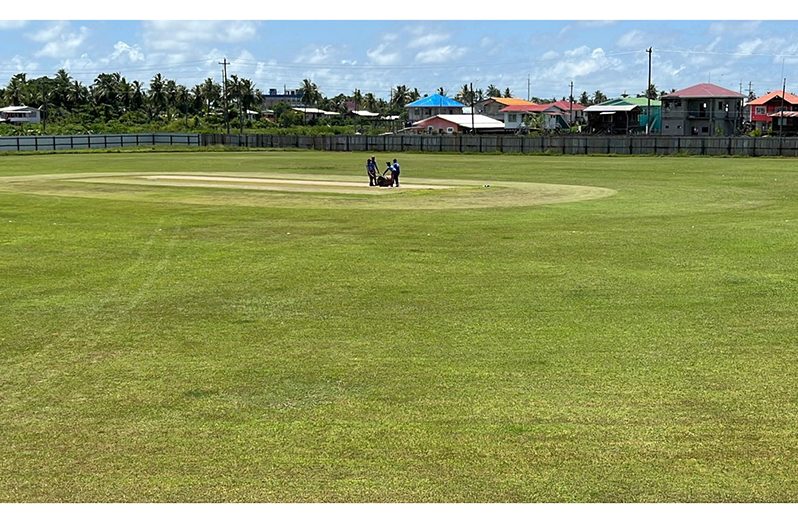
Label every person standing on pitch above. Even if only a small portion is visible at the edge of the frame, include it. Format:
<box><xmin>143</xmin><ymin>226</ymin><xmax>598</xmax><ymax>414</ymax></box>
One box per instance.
<box><xmin>391</xmin><ymin>158</ymin><xmax>400</xmax><ymax>187</ymax></box>
<box><xmin>366</xmin><ymin>156</ymin><xmax>377</xmax><ymax>186</ymax></box>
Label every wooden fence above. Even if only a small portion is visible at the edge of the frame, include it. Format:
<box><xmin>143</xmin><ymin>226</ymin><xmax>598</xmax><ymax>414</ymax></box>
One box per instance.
<box><xmin>0</xmin><ymin>133</ymin><xmax>200</xmax><ymax>152</ymax></box>
<box><xmin>201</xmin><ymin>133</ymin><xmax>798</xmax><ymax>157</ymax></box>
<box><xmin>3</xmin><ymin>132</ymin><xmax>798</xmax><ymax>157</ymax></box>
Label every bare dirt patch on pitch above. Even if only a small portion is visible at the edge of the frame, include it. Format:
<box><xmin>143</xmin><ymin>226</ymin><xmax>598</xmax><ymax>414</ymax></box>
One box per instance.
<box><xmin>0</xmin><ymin>171</ymin><xmax>616</xmax><ymax>209</ymax></box>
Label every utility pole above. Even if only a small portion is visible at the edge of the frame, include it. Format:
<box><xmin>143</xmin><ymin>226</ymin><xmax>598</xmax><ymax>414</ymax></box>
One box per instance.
<box><xmin>219</xmin><ymin>57</ymin><xmax>230</xmax><ymax>135</ymax></box>
<box><xmin>646</xmin><ymin>47</ymin><xmax>652</xmax><ymax>135</ymax></box>
<box><xmin>779</xmin><ymin>77</ymin><xmax>787</xmax><ymax>139</ymax></box>
<box><xmin>470</xmin><ymin>82</ymin><xmax>475</xmax><ymax>134</ymax></box>
<box><xmin>569</xmin><ymin>81</ymin><xmax>574</xmax><ymax>129</ymax></box>
<box><xmin>528</xmin><ymin>75</ymin><xmax>531</xmax><ymax>101</ymax></box>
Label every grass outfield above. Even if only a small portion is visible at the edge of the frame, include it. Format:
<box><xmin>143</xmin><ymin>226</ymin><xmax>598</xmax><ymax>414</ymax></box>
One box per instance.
<box><xmin>1</xmin><ymin>150</ymin><xmax>798</xmax><ymax>502</ymax></box>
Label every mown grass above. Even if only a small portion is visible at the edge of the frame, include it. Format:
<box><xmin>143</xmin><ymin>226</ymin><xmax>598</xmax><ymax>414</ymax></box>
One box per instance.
<box><xmin>1</xmin><ymin>150</ymin><xmax>798</xmax><ymax>502</ymax></box>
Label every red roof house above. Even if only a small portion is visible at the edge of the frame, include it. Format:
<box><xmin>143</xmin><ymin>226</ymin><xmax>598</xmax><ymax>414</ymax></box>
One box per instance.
<box><xmin>499</xmin><ymin>101</ymin><xmax>586</xmax><ymax>131</ymax></box>
<box><xmin>745</xmin><ymin>91</ymin><xmax>798</xmax><ymax>131</ymax></box>
<box><xmin>660</xmin><ymin>83</ymin><xmax>744</xmax><ymax>136</ymax></box>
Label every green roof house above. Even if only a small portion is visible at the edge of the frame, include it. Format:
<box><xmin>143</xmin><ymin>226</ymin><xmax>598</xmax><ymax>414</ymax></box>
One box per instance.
<box><xmin>584</xmin><ymin>96</ymin><xmax>661</xmax><ymax>134</ymax></box>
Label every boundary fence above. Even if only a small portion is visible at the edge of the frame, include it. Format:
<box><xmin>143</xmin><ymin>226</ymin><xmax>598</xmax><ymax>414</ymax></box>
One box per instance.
<box><xmin>0</xmin><ymin>133</ymin><xmax>200</xmax><ymax>152</ymax></box>
<box><xmin>3</xmin><ymin>132</ymin><xmax>798</xmax><ymax>157</ymax></box>
<box><xmin>202</xmin><ymin>133</ymin><xmax>798</xmax><ymax>157</ymax></box>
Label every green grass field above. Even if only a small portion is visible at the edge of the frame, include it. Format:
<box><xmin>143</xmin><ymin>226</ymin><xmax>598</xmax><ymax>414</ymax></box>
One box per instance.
<box><xmin>2</xmin><ymin>149</ymin><xmax>798</xmax><ymax>502</ymax></box>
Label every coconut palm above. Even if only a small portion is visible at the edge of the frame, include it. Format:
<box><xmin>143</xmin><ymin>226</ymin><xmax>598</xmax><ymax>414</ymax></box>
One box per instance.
<box><xmin>300</xmin><ymin>79</ymin><xmax>321</xmax><ymax>107</ymax></box>
<box><xmin>351</xmin><ymin>89</ymin><xmax>363</xmax><ymax>111</ymax></box>
<box><xmin>390</xmin><ymin>85</ymin><xmax>411</xmax><ymax>110</ymax></box>
<box><xmin>486</xmin><ymin>84</ymin><xmax>501</xmax><ymax>97</ymax></box>
<box><xmin>6</xmin><ymin>73</ymin><xmax>28</xmax><ymax>105</ymax></box>
<box><xmin>148</xmin><ymin>73</ymin><xmax>167</xmax><ymax>119</ymax></box>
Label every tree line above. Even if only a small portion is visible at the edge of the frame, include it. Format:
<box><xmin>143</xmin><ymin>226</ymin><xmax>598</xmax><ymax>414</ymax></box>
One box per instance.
<box><xmin>0</xmin><ymin>68</ymin><xmax>672</xmax><ymax>136</ymax></box>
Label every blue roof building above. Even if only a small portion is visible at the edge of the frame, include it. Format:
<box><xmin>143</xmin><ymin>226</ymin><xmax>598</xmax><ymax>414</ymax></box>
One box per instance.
<box><xmin>406</xmin><ymin>93</ymin><xmax>465</xmax><ymax>123</ymax></box>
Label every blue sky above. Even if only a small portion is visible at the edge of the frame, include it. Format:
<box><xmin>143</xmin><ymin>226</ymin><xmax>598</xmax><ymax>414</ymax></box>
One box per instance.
<box><xmin>3</xmin><ymin>17</ymin><xmax>798</xmax><ymax>101</ymax></box>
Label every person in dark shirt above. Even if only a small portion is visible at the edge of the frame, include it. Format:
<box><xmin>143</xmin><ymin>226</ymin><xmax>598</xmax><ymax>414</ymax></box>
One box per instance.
<box><xmin>391</xmin><ymin>159</ymin><xmax>400</xmax><ymax>187</ymax></box>
<box><xmin>382</xmin><ymin>161</ymin><xmax>394</xmax><ymax>187</ymax></box>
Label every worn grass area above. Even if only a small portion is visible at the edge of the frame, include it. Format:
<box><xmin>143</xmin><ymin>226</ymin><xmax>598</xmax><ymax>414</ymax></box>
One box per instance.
<box><xmin>1</xmin><ymin>150</ymin><xmax>798</xmax><ymax>502</ymax></box>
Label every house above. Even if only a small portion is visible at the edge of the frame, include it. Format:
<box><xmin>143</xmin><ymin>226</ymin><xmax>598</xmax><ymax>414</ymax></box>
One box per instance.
<box><xmin>405</xmin><ymin>94</ymin><xmax>464</xmax><ymax>124</ymax></box>
<box><xmin>745</xmin><ymin>91</ymin><xmax>798</xmax><ymax>132</ymax></box>
<box><xmin>290</xmin><ymin>107</ymin><xmax>340</xmax><ymax>123</ymax></box>
<box><xmin>660</xmin><ymin>83</ymin><xmax>744</xmax><ymax>136</ymax></box>
<box><xmin>474</xmin><ymin>97</ymin><xmax>536</xmax><ymax>120</ymax></box>
<box><xmin>0</xmin><ymin>105</ymin><xmax>42</xmax><ymax>124</ymax></box>
<box><xmin>500</xmin><ymin>100</ymin><xmax>586</xmax><ymax>131</ymax></box>
<box><xmin>409</xmin><ymin>114</ymin><xmax>505</xmax><ymax>134</ymax></box>
<box><xmin>262</xmin><ymin>87</ymin><xmax>304</xmax><ymax>109</ymax></box>
<box><xmin>583</xmin><ymin>97</ymin><xmax>660</xmax><ymax>134</ymax></box>
<box><xmin>584</xmin><ymin>103</ymin><xmax>641</xmax><ymax>134</ymax></box>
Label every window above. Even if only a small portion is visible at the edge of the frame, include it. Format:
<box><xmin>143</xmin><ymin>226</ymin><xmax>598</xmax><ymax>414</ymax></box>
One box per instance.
<box><xmin>701</xmin><ymin>126</ymin><xmax>709</xmax><ymax>133</ymax></box>
<box><xmin>508</xmin><ymin>114</ymin><xmax>517</xmax><ymax>122</ymax></box>
<box><xmin>446</xmin><ymin>127</ymin><xmax>454</xmax><ymax>134</ymax></box>
<box><xmin>427</xmin><ymin>126</ymin><xmax>434</xmax><ymax>133</ymax></box>
<box><xmin>718</xmin><ymin>101</ymin><xmax>724</xmax><ymax>110</ymax></box>
<box><xmin>755</xmin><ymin>107</ymin><xmax>766</xmax><ymax>115</ymax></box>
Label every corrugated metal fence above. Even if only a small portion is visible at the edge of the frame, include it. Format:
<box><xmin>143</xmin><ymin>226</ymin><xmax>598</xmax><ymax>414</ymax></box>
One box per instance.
<box><xmin>0</xmin><ymin>133</ymin><xmax>200</xmax><ymax>152</ymax></box>
<box><xmin>202</xmin><ymin>133</ymin><xmax>798</xmax><ymax>157</ymax></box>
<box><xmin>2</xmin><ymin>132</ymin><xmax>798</xmax><ymax>156</ymax></box>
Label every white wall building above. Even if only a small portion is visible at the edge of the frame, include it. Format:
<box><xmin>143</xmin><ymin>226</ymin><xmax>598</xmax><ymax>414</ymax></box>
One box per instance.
<box><xmin>0</xmin><ymin>106</ymin><xmax>42</xmax><ymax>124</ymax></box>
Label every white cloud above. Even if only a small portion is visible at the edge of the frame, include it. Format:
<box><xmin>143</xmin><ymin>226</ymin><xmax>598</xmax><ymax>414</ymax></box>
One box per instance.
<box><xmin>367</xmin><ymin>43</ymin><xmax>400</xmax><ymax>65</ymax></box>
<box><xmin>0</xmin><ymin>20</ymin><xmax>27</xmax><ymax>30</ymax></box>
<box><xmin>142</xmin><ymin>21</ymin><xmax>257</xmax><ymax>51</ymax></box>
<box><xmin>617</xmin><ymin>30</ymin><xmax>645</xmax><ymax>49</ymax></box>
<box><xmin>28</xmin><ymin>21</ymin><xmax>69</xmax><ymax>42</ymax></box>
<box><xmin>295</xmin><ymin>45</ymin><xmax>336</xmax><ymax>64</ymax></box>
<box><xmin>407</xmin><ymin>33</ymin><xmax>449</xmax><ymax>49</ymax></box>
<box><xmin>736</xmin><ymin>38</ymin><xmax>764</xmax><ymax>56</ymax></box>
<box><xmin>541</xmin><ymin>50</ymin><xmax>559</xmax><ymax>60</ymax></box>
<box><xmin>0</xmin><ymin>55</ymin><xmax>39</xmax><ymax>75</ymax></box>
<box><xmin>537</xmin><ymin>47</ymin><xmax>624</xmax><ymax>83</ymax></box>
<box><xmin>709</xmin><ymin>21</ymin><xmax>762</xmax><ymax>35</ymax></box>
<box><xmin>415</xmin><ymin>45</ymin><xmax>467</xmax><ymax>64</ymax></box>
<box><xmin>108</xmin><ymin>41</ymin><xmax>144</xmax><ymax>63</ymax></box>
<box><xmin>34</xmin><ymin>25</ymin><xmax>89</xmax><ymax>58</ymax></box>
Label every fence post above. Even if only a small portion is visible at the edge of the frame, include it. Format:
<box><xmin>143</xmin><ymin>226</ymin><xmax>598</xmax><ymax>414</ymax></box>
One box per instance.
<box><xmin>88</xmin><ymin>135</ymin><xmax>91</xmax><ymax>149</ymax></box>
<box><xmin>34</xmin><ymin>136</ymin><xmax>38</xmax><ymax>151</ymax></box>
<box><xmin>16</xmin><ymin>136</ymin><xmax>20</xmax><ymax>152</ymax></box>
<box><xmin>53</xmin><ymin>136</ymin><xmax>56</xmax><ymax>151</ymax></box>
<box><xmin>728</xmin><ymin>137</ymin><xmax>732</xmax><ymax>156</ymax></box>
<box><xmin>459</xmin><ymin>134</ymin><xmax>463</xmax><ymax>153</ymax></box>
<box><xmin>70</xmin><ymin>136</ymin><xmax>74</xmax><ymax>150</ymax></box>
<box><xmin>152</xmin><ymin>134</ymin><xmax>155</xmax><ymax>146</ymax></box>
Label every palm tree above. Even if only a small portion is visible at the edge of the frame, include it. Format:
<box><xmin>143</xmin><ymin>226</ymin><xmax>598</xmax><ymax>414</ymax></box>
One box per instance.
<box><xmin>165</xmin><ymin>79</ymin><xmax>178</xmax><ymax>119</ymax></box>
<box><xmin>6</xmin><ymin>73</ymin><xmax>28</xmax><ymax>106</ymax></box>
<box><xmin>390</xmin><ymin>85</ymin><xmax>410</xmax><ymax>110</ymax></box>
<box><xmin>486</xmin><ymin>84</ymin><xmax>501</xmax><ymax>98</ymax></box>
<box><xmin>503</xmin><ymin>87</ymin><xmax>513</xmax><ymax>98</ymax></box>
<box><xmin>352</xmin><ymin>89</ymin><xmax>363</xmax><ymax>111</ymax></box>
<box><xmin>148</xmin><ymin>73</ymin><xmax>167</xmax><ymax>119</ymax></box>
<box><xmin>456</xmin><ymin>83</ymin><xmax>474</xmax><ymax>105</ymax></box>
<box><xmin>118</xmin><ymin>77</ymin><xmax>133</xmax><ymax>112</ymax></box>
<box><xmin>130</xmin><ymin>80</ymin><xmax>144</xmax><ymax>111</ymax></box>
<box><xmin>91</xmin><ymin>73</ymin><xmax>121</xmax><ymax>119</ymax></box>
<box><xmin>175</xmin><ymin>85</ymin><xmax>191</xmax><ymax>126</ymax></box>
<box><xmin>66</xmin><ymin>80</ymin><xmax>87</xmax><ymax>111</ymax></box>
<box><xmin>300</xmin><ymin>79</ymin><xmax>321</xmax><ymax>107</ymax></box>
<box><xmin>52</xmin><ymin>69</ymin><xmax>72</xmax><ymax>108</ymax></box>
<box><xmin>363</xmin><ymin>92</ymin><xmax>378</xmax><ymax>112</ymax></box>
<box><xmin>199</xmin><ymin>77</ymin><xmax>221</xmax><ymax>116</ymax></box>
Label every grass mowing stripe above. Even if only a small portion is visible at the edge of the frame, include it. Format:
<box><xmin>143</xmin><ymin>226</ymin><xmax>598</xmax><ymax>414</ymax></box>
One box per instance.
<box><xmin>1</xmin><ymin>151</ymin><xmax>798</xmax><ymax>501</ymax></box>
